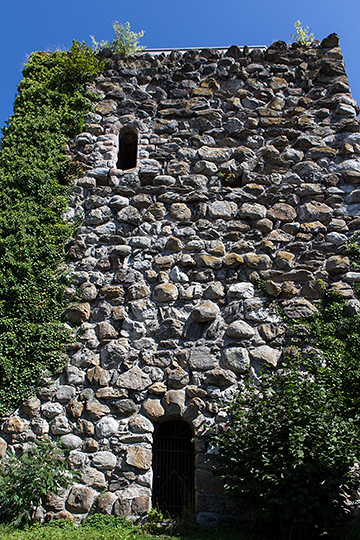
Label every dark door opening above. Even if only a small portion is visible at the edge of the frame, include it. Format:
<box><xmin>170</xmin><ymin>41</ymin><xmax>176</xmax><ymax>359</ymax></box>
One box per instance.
<box><xmin>117</xmin><ymin>124</ymin><xmax>138</xmax><ymax>170</ymax></box>
<box><xmin>152</xmin><ymin>419</ymin><xmax>195</xmax><ymax>516</ymax></box>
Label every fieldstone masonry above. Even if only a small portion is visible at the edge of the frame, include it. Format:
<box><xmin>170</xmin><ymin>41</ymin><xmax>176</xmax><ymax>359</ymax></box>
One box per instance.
<box><xmin>2</xmin><ymin>33</ymin><xmax>360</xmax><ymax>524</ymax></box>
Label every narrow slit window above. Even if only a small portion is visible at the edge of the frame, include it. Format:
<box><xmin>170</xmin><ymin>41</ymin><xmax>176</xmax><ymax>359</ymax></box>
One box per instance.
<box><xmin>117</xmin><ymin>125</ymin><xmax>138</xmax><ymax>170</ymax></box>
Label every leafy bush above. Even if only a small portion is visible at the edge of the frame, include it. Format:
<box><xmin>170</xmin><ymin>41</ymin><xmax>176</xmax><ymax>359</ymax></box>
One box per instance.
<box><xmin>210</xmin><ymin>293</ymin><xmax>360</xmax><ymax>539</ymax></box>
<box><xmin>91</xmin><ymin>21</ymin><xmax>145</xmax><ymax>55</ymax></box>
<box><xmin>143</xmin><ymin>508</ymin><xmax>172</xmax><ymax>535</ymax></box>
<box><xmin>0</xmin><ymin>42</ymin><xmax>102</xmax><ymax>414</ymax></box>
<box><xmin>0</xmin><ymin>437</ymin><xmax>73</xmax><ymax>526</ymax></box>
<box><xmin>291</xmin><ymin>20</ymin><xmax>315</xmax><ymax>46</ymax></box>
<box><xmin>83</xmin><ymin>513</ymin><xmax>134</xmax><ymax>531</ymax></box>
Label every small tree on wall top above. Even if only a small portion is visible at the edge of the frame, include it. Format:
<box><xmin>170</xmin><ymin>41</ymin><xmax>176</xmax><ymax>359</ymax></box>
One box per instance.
<box><xmin>91</xmin><ymin>21</ymin><xmax>145</xmax><ymax>56</ymax></box>
<box><xmin>291</xmin><ymin>20</ymin><xmax>315</xmax><ymax>46</ymax></box>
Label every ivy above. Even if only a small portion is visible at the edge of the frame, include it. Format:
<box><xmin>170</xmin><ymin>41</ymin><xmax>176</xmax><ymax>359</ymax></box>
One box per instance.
<box><xmin>0</xmin><ymin>42</ymin><xmax>103</xmax><ymax>415</ymax></box>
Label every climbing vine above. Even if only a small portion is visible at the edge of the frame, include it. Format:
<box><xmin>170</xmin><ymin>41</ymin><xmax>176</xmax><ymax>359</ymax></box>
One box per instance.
<box><xmin>0</xmin><ymin>42</ymin><xmax>103</xmax><ymax>414</ymax></box>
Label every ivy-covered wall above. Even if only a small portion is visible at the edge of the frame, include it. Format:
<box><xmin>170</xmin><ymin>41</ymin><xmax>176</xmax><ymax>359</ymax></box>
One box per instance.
<box><xmin>0</xmin><ymin>43</ymin><xmax>102</xmax><ymax>414</ymax></box>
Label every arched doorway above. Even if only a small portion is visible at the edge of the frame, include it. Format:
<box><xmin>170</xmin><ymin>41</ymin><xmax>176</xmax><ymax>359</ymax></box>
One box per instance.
<box><xmin>152</xmin><ymin>419</ymin><xmax>195</xmax><ymax>516</ymax></box>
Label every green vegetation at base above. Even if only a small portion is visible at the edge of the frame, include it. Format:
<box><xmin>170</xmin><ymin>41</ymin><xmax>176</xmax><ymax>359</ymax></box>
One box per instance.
<box><xmin>0</xmin><ymin>437</ymin><xmax>73</xmax><ymax>526</ymax></box>
<box><xmin>0</xmin><ymin>514</ymin><xmax>360</xmax><ymax>540</ymax></box>
<box><xmin>0</xmin><ymin>42</ymin><xmax>103</xmax><ymax>415</ymax></box>
<box><xmin>210</xmin><ymin>292</ymin><xmax>360</xmax><ymax>539</ymax></box>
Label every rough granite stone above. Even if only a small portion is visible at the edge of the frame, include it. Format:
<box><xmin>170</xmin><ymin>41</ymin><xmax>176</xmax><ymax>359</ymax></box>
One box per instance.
<box><xmin>222</xmin><ymin>347</ymin><xmax>250</xmax><ymax>373</ymax></box>
<box><xmin>66</xmin><ymin>485</ymin><xmax>96</xmax><ymax>513</ymax></box>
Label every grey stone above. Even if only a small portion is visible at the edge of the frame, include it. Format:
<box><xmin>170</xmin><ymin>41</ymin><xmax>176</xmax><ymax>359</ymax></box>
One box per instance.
<box><xmin>244</xmin><ymin>253</ymin><xmax>271</xmax><ymax>270</ymax></box>
<box><xmin>197</xmin><ymin>146</ymin><xmax>231</xmax><ymax>162</ymax></box>
<box><xmin>250</xmin><ymin>345</ymin><xmax>282</xmax><ymax>368</ymax></box>
<box><xmin>189</xmin><ymin>347</ymin><xmax>218</xmax><ymax>370</ymax></box>
<box><xmin>192</xmin><ymin>301</ymin><xmax>220</xmax><ymax>322</ymax></box>
<box><xmin>131</xmin><ymin>299</ymin><xmax>157</xmax><ymax>321</ymax></box>
<box><xmin>41</xmin><ymin>402</ymin><xmax>64</xmax><ymax>419</ymax></box>
<box><xmin>344</xmin><ymin>272</ymin><xmax>360</xmax><ymax>282</ymax></box>
<box><xmin>326</xmin><ymin>256</ymin><xmax>350</xmax><ymax>274</ymax></box>
<box><xmin>128</xmin><ymin>415</ymin><xmax>154</xmax><ymax>434</ymax></box>
<box><xmin>204</xmin><ymin>281</ymin><xmax>225</xmax><ymax>299</ymax></box>
<box><xmin>56</xmin><ymin>386</ymin><xmax>76</xmax><ymax>404</ymax></box>
<box><xmin>116</xmin><ymin>206</ymin><xmax>140</xmax><ymax>225</ymax></box>
<box><xmin>65</xmin><ymin>365</ymin><xmax>86</xmax><ymax>385</ymax></box>
<box><xmin>208</xmin><ymin>201</ymin><xmax>238</xmax><ymax>219</ymax></box>
<box><xmin>153</xmin><ymin>283</ymin><xmax>178</xmax><ymax>302</ymax></box>
<box><xmin>109</xmin><ymin>195</ymin><xmax>129</xmax><ymax>210</ymax></box>
<box><xmin>22</xmin><ymin>397</ymin><xmax>41</xmax><ymax>417</ymax></box>
<box><xmin>167</xmin><ymin>367</ymin><xmax>190</xmax><ymax>388</ymax></box>
<box><xmin>126</xmin><ymin>446</ymin><xmax>152</xmax><ymax>470</ymax></box>
<box><xmin>227</xmin><ymin>282</ymin><xmax>255</xmax><ymax>299</ymax></box>
<box><xmin>101</xmin><ymin>340</ymin><xmax>128</xmax><ymax>369</ymax></box>
<box><xmin>50</xmin><ymin>416</ymin><xmax>72</xmax><ymax>435</ymax></box>
<box><xmin>325</xmin><ymin>232</ymin><xmax>347</xmax><ymax>245</ymax></box>
<box><xmin>194</xmin><ymin>160</ymin><xmax>218</xmax><ymax>175</ymax></box>
<box><xmin>163</xmin><ymin>389</ymin><xmax>186</xmax><ymax>415</ymax></box>
<box><xmin>95</xmin><ymin>416</ymin><xmax>119</xmax><ymax>438</ymax></box>
<box><xmin>81</xmin><ymin>468</ymin><xmax>107</xmax><ymax>490</ymax></box>
<box><xmin>92</xmin><ymin>451</ymin><xmax>117</xmax><ymax>471</ymax></box>
<box><xmin>60</xmin><ymin>434</ymin><xmax>83</xmax><ymax>449</ymax></box>
<box><xmin>142</xmin><ymin>398</ymin><xmax>165</xmax><ymax>420</ymax></box>
<box><xmin>31</xmin><ymin>417</ymin><xmax>49</xmax><ymax>435</ymax></box>
<box><xmin>205</xmin><ymin>369</ymin><xmax>237</xmax><ymax>387</ymax></box>
<box><xmin>114</xmin><ymin>498</ymin><xmax>131</xmax><ymax>517</ymax></box>
<box><xmin>112</xmin><ymin>399</ymin><xmax>138</xmax><ymax>417</ymax></box>
<box><xmin>222</xmin><ymin>347</ymin><xmax>250</xmax><ymax>373</ymax></box>
<box><xmin>66</xmin><ymin>485</ymin><xmax>96</xmax><ymax>513</ymax></box>
<box><xmin>298</xmin><ymin>202</ymin><xmax>333</xmax><ymax>223</ymax></box>
<box><xmin>239</xmin><ymin>203</ymin><xmax>267</xmax><ymax>220</ymax></box>
<box><xmin>94</xmin><ymin>491</ymin><xmax>116</xmax><ymax>514</ymax></box>
<box><xmin>170</xmin><ymin>203</ymin><xmax>192</xmax><ymax>221</ymax></box>
<box><xmin>282</xmin><ymin>298</ymin><xmax>318</xmax><ymax>319</ymax></box>
<box><xmin>115</xmin><ymin>366</ymin><xmax>152</xmax><ymax>391</ymax></box>
<box><xmin>226</xmin><ymin>320</ymin><xmax>255</xmax><ymax>339</ymax></box>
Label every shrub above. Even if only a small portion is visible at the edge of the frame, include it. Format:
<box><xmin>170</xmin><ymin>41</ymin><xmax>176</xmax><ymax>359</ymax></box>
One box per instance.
<box><xmin>91</xmin><ymin>21</ymin><xmax>145</xmax><ymax>55</ymax></box>
<box><xmin>0</xmin><ymin>437</ymin><xmax>73</xmax><ymax>525</ymax></box>
<box><xmin>291</xmin><ymin>20</ymin><xmax>315</xmax><ymax>46</ymax></box>
<box><xmin>210</xmin><ymin>293</ymin><xmax>360</xmax><ymax>539</ymax></box>
<box><xmin>83</xmin><ymin>513</ymin><xmax>134</xmax><ymax>530</ymax></box>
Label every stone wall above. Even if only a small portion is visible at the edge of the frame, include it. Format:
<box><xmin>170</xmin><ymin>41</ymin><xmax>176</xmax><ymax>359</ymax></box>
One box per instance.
<box><xmin>1</xmin><ymin>33</ymin><xmax>360</xmax><ymax>525</ymax></box>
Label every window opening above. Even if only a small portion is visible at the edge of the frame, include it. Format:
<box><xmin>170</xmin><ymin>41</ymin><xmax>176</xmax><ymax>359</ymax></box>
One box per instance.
<box><xmin>152</xmin><ymin>419</ymin><xmax>195</xmax><ymax>516</ymax></box>
<box><xmin>117</xmin><ymin>124</ymin><xmax>138</xmax><ymax>170</ymax></box>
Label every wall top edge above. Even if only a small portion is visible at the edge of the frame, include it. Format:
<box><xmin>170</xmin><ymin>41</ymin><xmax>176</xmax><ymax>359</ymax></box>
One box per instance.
<box><xmin>144</xmin><ymin>46</ymin><xmax>267</xmax><ymax>53</ymax></box>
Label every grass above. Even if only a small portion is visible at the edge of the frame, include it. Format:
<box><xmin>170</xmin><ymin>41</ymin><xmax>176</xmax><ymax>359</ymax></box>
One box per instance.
<box><xmin>0</xmin><ymin>515</ymin><xmax>252</xmax><ymax>540</ymax></box>
<box><xmin>0</xmin><ymin>515</ymin><xmax>360</xmax><ymax>540</ymax></box>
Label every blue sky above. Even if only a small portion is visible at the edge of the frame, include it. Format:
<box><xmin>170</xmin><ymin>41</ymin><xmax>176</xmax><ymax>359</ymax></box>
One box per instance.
<box><xmin>1</xmin><ymin>0</ymin><xmax>359</xmax><ymax>130</ymax></box>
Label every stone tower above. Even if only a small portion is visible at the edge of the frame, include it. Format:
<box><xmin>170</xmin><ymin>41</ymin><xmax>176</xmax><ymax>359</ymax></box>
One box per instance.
<box><xmin>1</xmin><ymin>33</ymin><xmax>360</xmax><ymax>524</ymax></box>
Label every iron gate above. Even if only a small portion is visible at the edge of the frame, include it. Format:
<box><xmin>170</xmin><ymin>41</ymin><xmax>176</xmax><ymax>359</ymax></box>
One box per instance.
<box><xmin>152</xmin><ymin>419</ymin><xmax>195</xmax><ymax>516</ymax></box>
